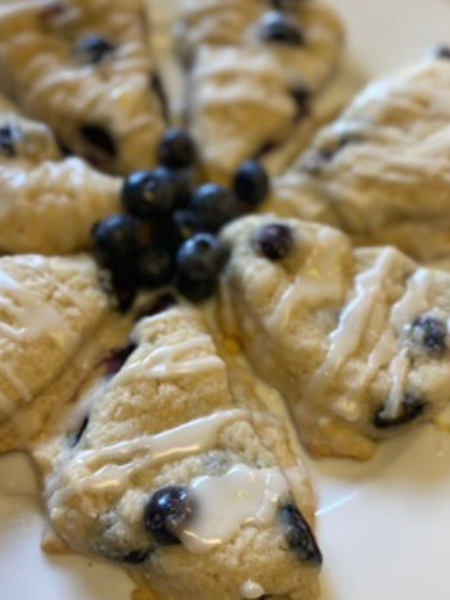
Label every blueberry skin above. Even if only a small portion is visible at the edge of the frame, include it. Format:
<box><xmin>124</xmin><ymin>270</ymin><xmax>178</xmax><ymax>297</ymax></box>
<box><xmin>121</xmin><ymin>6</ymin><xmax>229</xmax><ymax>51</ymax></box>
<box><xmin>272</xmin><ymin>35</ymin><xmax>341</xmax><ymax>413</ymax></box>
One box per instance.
<box><xmin>253</xmin><ymin>223</ymin><xmax>294</xmax><ymax>261</ymax></box>
<box><xmin>120</xmin><ymin>549</ymin><xmax>152</xmax><ymax>565</ymax></box>
<box><xmin>159</xmin><ymin>129</ymin><xmax>197</xmax><ymax>169</ymax></box>
<box><xmin>191</xmin><ymin>184</ymin><xmax>241</xmax><ymax>232</ymax></box>
<box><xmin>279</xmin><ymin>504</ymin><xmax>322</xmax><ymax>565</ymax></box>
<box><xmin>173</xmin><ymin>210</ymin><xmax>204</xmax><ymax>244</ymax></box>
<box><xmin>136</xmin><ymin>246</ymin><xmax>175</xmax><ymax>289</ymax></box>
<box><xmin>145</xmin><ymin>486</ymin><xmax>193</xmax><ymax>546</ymax></box>
<box><xmin>176</xmin><ymin>275</ymin><xmax>218</xmax><ymax>303</ymax></box>
<box><xmin>177</xmin><ymin>233</ymin><xmax>228</xmax><ymax>282</ymax></box>
<box><xmin>122</xmin><ymin>168</ymin><xmax>177</xmax><ymax>220</ymax></box>
<box><xmin>0</xmin><ymin>125</ymin><xmax>16</xmax><ymax>157</ymax></box>
<box><xmin>374</xmin><ymin>393</ymin><xmax>427</xmax><ymax>430</ymax></box>
<box><xmin>75</xmin><ymin>35</ymin><xmax>115</xmax><ymax>65</ymax></box>
<box><xmin>412</xmin><ymin>316</ymin><xmax>447</xmax><ymax>356</ymax></box>
<box><xmin>234</xmin><ymin>160</ymin><xmax>270</xmax><ymax>207</ymax></box>
<box><xmin>93</xmin><ymin>214</ymin><xmax>139</xmax><ymax>266</ymax></box>
<box><xmin>259</xmin><ymin>12</ymin><xmax>305</xmax><ymax>46</ymax></box>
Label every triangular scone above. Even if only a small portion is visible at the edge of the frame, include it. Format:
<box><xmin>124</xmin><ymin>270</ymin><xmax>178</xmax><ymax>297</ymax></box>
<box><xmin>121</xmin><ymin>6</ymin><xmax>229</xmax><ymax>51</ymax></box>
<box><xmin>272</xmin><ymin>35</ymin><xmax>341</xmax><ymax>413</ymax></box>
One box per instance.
<box><xmin>32</xmin><ymin>306</ymin><xmax>322</xmax><ymax>600</ymax></box>
<box><xmin>0</xmin><ymin>98</ymin><xmax>120</xmax><ymax>254</ymax></box>
<box><xmin>0</xmin><ymin>253</ymin><xmax>116</xmax><ymax>452</ymax></box>
<box><xmin>177</xmin><ymin>0</ymin><xmax>344</xmax><ymax>181</ymax></box>
<box><xmin>267</xmin><ymin>58</ymin><xmax>450</xmax><ymax>261</ymax></box>
<box><xmin>219</xmin><ymin>215</ymin><xmax>450</xmax><ymax>460</ymax></box>
<box><xmin>0</xmin><ymin>0</ymin><xmax>166</xmax><ymax>175</ymax></box>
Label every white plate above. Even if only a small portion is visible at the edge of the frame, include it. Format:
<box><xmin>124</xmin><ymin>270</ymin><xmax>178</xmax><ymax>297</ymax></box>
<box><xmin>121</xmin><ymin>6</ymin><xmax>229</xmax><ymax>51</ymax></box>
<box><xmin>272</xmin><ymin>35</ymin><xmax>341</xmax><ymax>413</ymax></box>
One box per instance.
<box><xmin>2</xmin><ymin>1</ymin><xmax>450</xmax><ymax>598</ymax></box>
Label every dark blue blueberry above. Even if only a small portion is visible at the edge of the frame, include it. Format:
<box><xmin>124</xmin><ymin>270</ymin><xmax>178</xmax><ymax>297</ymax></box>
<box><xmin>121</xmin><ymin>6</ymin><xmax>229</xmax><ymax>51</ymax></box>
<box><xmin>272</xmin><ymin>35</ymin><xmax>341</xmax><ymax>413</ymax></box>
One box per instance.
<box><xmin>93</xmin><ymin>215</ymin><xmax>139</xmax><ymax>266</ymax></box>
<box><xmin>253</xmin><ymin>223</ymin><xmax>294</xmax><ymax>261</ymax></box>
<box><xmin>145</xmin><ymin>486</ymin><xmax>193</xmax><ymax>546</ymax></box>
<box><xmin>122</xmin><ymin>168</ymin><xmax>176</xmax><ymax>220</ymax></box>
<box><xmin>259</xmin><ymin>12</ymin><xmax>305</xmax><ymax>46</ymax></box>
<box><xmin>75</xmin><ymin>35</ymin><xmax>115</xmax><ymax>65</ymax></box>
<box><xmin>374</xmin><ymin>393</ymin><xmax>427</xmax><ymax>430</ymax></box>
<box><xmin>191</xmin><ymin>184</ymin><xmax>241</xmax><ymax>232</ymax></box>
<box><xmin>120</xmin><ymin>549</ymin><xmax>152</xmax><ymax>564</ymax></box>
<box><xmin>173</xmin><ymin>210</ymin><xmax>203</xmax><ymax>243</ymax></box>
<box><xmin>435</xmin><ymin>45</ymin><xmax>450</xmax><ymax>60</ymax></box>
<box><xmin>279</xmin><ymin>504</ymin><xmax>322</xmax><ymax>564</ymax></box>
<box><xmin>0</xmin><ymin>125</ymin><xmax>16</xmax><ymax>157</ymax></box>
<box><xmin>159</xmin><ymin>129</ymin><xmax>197</xmax><ymax>169</ymax></box>
<box><xmin>105</xmin><ymin>344</ymin><xmax>137</xmax><ymax>377</ymax></box>
<box><xmin>176</xmin><ymin>276</ymin><xmax>217</xmax><ymax>303</ymax></box>
<box><xmin>136</xmin><ymin>246</ymin><xmax>175</xmax><ymax>289</ymax></box>
<box><xmin>81</xmin><ymin>124</ymin><xmax>117</xmax><ymax>162</ymax></box>
<box><xmin>110</xmin><ymin>263</ymin><xmax>139</xmax><ymax>313</ymax></box>
<box><xmin>172</xmin><ymin>168</ymin><xmax>196</xmax><ymax>209</ymax></box>
<box><xmin>412</xmin><ymin>316</ymin><xmax>448</xmax><ymax>356</ymax></box>
<box><xmin>234</xmin><ymin>160</ymin><xmax>270</xmax><ymax>207</ymax></box>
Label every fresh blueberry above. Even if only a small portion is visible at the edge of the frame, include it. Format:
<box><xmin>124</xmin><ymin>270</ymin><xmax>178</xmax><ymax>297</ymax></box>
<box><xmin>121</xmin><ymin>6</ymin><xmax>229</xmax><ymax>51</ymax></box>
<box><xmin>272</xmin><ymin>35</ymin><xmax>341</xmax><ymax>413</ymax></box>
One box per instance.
<box><xmin>191</xmin><ymin>184</ymin><xmax>241</xmax><ymax>232</ymax></box>
<box><xmin>0</xmin><ymin>125</ymin><xmax>16</xmax><ymax>157</ymax></box>
<box><xmin>159</xmin><ymin>129</ymin><xmax>197</xmax><ymax>169</ymax></box>
<box><xmin>279</xmin><ymin>504</ymin><xmax>322</xmax><ymax>564</ymax></box>
<box><xmin>259</xmin><ymin>12</ymin><xmax>305</xmax><ymax>46</ymax></box>
<box><xmin>253</xmin><ymin>223</ymin><xmax>294</xmax><ymax>260</ymax></box>
<box><xmin>234</xmin><ymin>160</ymin><xmax>270</xmax><ymax>207</ymax></box>
<box><xmin>145</xmin><ymin>486</ymin><xmax>193</xmax><ymax>546</ymax></box>
<box><xmin>80</xmin><ymin>125</ymin><xmax>117</xmax><ymax>161</ymax></box>
<box><xmin>122</xmin><ymin>168</ymin><xmax>176</xmax><ymax>220</ymax></box>
<box><xmin>171</xmin><ymin>168</ymin><xmax>196</xmax><ymax>208</ymax></box>
<box><xmin>75</xmin><ymin>35</ymin><xmax>115</xmax><ymax>65</ymax></box>
<box><xmin>173</xmin><ymin>210</ymin><xmax>203</xmax><ymax>243</ymax></box>
<box><xmin>176</xmin><ymin>276</ymin><xmax>218</xmax><ymax>303</ymax></box>
<box><xmin>136</xmin><ymin>246</ymin><xmax>175</xmax><ymax>288</ymax></box>
<box><xmin>412</xmin><ymin>316</ymin><xmax>447</xmax><ymax>356</ymax></box>
<box><xmin>374</xmin><ymin>393</ymin><xmax>427</xmax><ymax>430</ymax></box>
<box><xmin>104</xmin><ymin>344</ymin><xmax>137</xmax><ymax>377</ymax></box>
<box><xmin>110</xmin><ymin>262</ymin><xmax>139</xmax><ymax>312</ymax></box>
<box><xmin>93</xmin><ymin>215</ymin><xmax>139</xmax><ymax>266</ymax></box>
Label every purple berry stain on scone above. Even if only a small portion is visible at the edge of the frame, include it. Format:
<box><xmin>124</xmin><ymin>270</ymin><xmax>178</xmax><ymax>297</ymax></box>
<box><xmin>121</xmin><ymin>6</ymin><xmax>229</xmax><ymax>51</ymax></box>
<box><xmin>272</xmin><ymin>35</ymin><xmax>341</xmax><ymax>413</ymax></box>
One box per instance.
<box><xmin>253</xmin><ymin>223</ymin><xmax>294</xmax><ymax>260</ymax></box>
<box><xmin>104</xmin><ymin>344</ymin><xmax>137</xmax><ymax>377</ymax></box>
<box><xmin>280</xmin><ymin>503</ymin><xmax>322</xmax><ymax>565</ymax></box>
<box><xmin>411</xmin><ymin>316</ymin><xmax>447</xmax><ymax>356</ymax></box>
<box><xmin>145</xmin><ymin>486</ymin><xmax>195</xmax><ymax>546</ymax></box>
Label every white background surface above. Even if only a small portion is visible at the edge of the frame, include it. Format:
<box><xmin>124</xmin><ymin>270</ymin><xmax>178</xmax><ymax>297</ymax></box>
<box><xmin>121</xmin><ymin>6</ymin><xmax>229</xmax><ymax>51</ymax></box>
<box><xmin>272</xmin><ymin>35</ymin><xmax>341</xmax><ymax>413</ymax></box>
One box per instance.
<box><xmin>2</xmin><ymin>1</ymin><xmax>450</xmax><ymax>599</ymax></box>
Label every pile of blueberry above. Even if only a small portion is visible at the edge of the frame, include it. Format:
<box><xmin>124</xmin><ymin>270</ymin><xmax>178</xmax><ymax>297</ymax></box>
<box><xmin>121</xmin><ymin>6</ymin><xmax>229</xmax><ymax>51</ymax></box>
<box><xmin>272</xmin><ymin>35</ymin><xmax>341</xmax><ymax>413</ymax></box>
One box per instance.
<box><xmin>93</xmin><ymin>130</ymin><xmax>270</xmax><ymax>309</ymax></box>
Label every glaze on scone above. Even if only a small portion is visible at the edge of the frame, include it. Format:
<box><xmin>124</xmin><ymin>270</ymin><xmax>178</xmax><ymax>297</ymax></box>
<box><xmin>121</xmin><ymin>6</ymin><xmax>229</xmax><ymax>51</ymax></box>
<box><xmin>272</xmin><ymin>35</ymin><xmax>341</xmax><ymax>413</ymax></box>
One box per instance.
<box><xmin>0</xmin><ymin>0</ymin><xmax>166</xmax><ymax>175</ymax></box>
<box><xmin>0</xmin><ymin>98</ymin><xmax>120</xmax><ymax>254</ymax></box>
<box><xmin>0</xmin><ymin>253</ymin><xmax>116</xmax><ymax>452</ymax></box>
<box><xmin>267</xmin><ymin>57</ymin><xmax>450</xmax><ymax>260</ymax></box>
<box><xmin>32</xmin><ymin>306</ymin><xmax>322</xmax><ymax>600</ymax></box>
<box><xmin>219</xmin><ymin>215</ymin><xmax>450</xmax><ymax>460</ymax></box>
<box><xmin>177</xmin><ymin>0</ymin><xmax>344</xmax><ymax>181</ymax></box>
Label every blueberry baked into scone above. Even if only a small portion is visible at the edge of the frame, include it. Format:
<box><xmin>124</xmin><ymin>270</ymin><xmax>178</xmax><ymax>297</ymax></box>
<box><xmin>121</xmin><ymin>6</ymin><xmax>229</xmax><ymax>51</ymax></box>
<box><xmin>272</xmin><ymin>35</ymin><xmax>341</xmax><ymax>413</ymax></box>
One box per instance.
<box><xmin>218</xmin><ymin>215</ymin><xmax>450</xmax><ymax>460</ymax></box>
<box><xmin>0</xmin><ymin>252</ymin><xmax>123</xmax><ymax>454</ymax></box>
<box><xmin>176</xmin><ymin>0</ymin><xmax>345</xmax><ymax>182</ymax></box>
<box><xmin>266</xmin><ymin>56</ymin><xmax>450</xmax><ymax>261</ymax></box>
<box><xmin>0</xmin><ymin>94</ymin><xmax>120</xmax><ymax>254</ymax></box>
<box><xmin>0</xmin><ymin>0</ymin><xmax>166</xmax><ymax>175</ymax></box>
<box><xmin>32</xmin><ymin>306</ymin><xmax>322</xmax><ymax>600</ymax></box>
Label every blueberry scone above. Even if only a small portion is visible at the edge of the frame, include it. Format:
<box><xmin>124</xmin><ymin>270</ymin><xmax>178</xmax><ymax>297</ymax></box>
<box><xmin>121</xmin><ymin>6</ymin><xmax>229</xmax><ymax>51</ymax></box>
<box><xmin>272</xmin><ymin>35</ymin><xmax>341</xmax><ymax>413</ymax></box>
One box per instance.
<box><xmin>267</xmin><ymin>56</ymin><xmax>450</xmax><ymax>261</ymax></box>
<box><xmin>218</xmin><ymin>215</ymin><xmax>450</xmax><ymax>460</ymax></box>
<box><xmin>32</xmin><ymin>306</ymin><xmax>322</xmax><ymax>600</ymax></box>
<box><xmin>0</xmin><ymin>0</ymin><xmax>166</xmax><ymax>175</ymax></box>
<box><xmin>176</xmin><ymin>0</ymin><xmax>345</xmax><ymax>182</ymax></box>
<box><xmin>0</xmin><ymin>253</ymin><xmax>121</xmax><ymax>453</ymax></box>
<box><xmin>0</xmin><ymin>98</ymin><xmax>120</xmax><ymax>254</ymax></box>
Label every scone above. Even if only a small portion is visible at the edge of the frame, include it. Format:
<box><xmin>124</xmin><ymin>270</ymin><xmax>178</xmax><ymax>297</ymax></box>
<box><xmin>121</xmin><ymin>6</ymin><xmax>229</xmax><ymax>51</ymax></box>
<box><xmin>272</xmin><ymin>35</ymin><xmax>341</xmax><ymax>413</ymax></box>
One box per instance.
<box><xmin>218</xmin><ymin>215</ymin><xmax>450</xmax><ymax>460</ymax></box>
<box><xmin>176</xmin><ymin>0</ymin><xmax>344</xmax><ymax>182</ymax></box>
<box><xmin>0</xmin><ymin>0</ymin><xmax>166</xmax><ymax>175</ymax></box>
<box><xmin>267</xmin><ymin>56</ymin><xmax>450</xmax><ymax>261</ymax></box>
<box><xmin>0</xmin><ymin>253</ymin><xmax>119</xmax><ymax>453</ymax></box>
<box><xmin>0</xmin><ymin>97</ymin><xmax>120</xmax><ymax>254</ymax></box>
<box><xmin>32</xmin><ymin>306</ymin><xmax>322</xmax><ymax>600</ymax></box>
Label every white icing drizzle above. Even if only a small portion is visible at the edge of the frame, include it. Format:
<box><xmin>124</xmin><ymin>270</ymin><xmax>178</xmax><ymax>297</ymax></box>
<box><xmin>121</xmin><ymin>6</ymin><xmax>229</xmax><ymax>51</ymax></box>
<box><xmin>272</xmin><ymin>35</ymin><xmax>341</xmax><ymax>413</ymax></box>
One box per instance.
<box><xmin>114</xmin><ymin>335</ymin><xmax>225</xmax><ymax>386</ymax></box>
<box><xmin>48</xmin><ymin>409</ymin><xmax>248</xmax><ymax>510</ymax></box>
<box><xmin>390</xmin><ymin>269</ymin><xmax>431</xmax><ymax>334</ymax></box>
<box><xmin>180</xmin><ymin>464</ymin><xmax>289</xmax><ymax>554</ymax></box>
<box><xmin>240</xmin><ymin>581</ymin><xmax>265</xmax><ymax>600</ymax></box>
<box><xmin>307</xmin><ymin>248</ymin><xmax>397</xmax><ymax>406</ymax></box>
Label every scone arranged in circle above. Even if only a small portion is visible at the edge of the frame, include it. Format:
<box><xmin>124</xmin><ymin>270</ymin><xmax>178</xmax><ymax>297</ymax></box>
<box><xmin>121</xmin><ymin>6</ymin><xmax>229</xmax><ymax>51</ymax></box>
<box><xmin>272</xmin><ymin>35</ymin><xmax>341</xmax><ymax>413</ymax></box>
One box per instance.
<box><xmin>0</xmin><ymin>253</ymin><xmax>119</xmax><ymax>453</ymax></box>
<box><xmin>267</xmin><ymin>57</ymin><xmax>450</xmax><ymax>261</ymax></box>
<box><xmin>176</xmin><ymin>0</ymin><xmax>344</xmax><ymax>182</ymax></box>
<box><xmin>0</xmin><ymin>0</ymin><xmax>166</xmax><ymax>175</ymax></box>
<box><xmin>32</xmin><ymin>306</ymin><xmax>322</xmax><ymax>600</ymax></box>
<box><xmin>219</xmin><ymin>215</ymin><xmax>450</xmax><ymax>460</ymax></box>
<box><xmin>0</xmin><ymin>96</ymin><xmax>120</xmax><ymax>254</ymax></box>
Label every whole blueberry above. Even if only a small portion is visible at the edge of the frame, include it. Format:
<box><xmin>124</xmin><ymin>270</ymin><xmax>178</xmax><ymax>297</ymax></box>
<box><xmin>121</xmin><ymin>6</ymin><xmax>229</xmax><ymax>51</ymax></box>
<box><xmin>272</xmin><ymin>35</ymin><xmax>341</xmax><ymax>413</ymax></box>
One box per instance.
<box><xmin>159</xmin><ymin>129</ymin><xmax>197</xmax><ymax>169</ymax></box>
<box><xmin>110</xmin><ymin>261</ymin><xmax>139</xmax><ymax>312</ymax></box>
<box><xmin>253</xmin><ymin>223</ymin><xmax>294</xmax><ymax>260</ymax></box>
<box><xmin>122</xmin><ymin>168</ymin><xmax>176</xmax><ymax>220</ymax></box>
<box><xmin>259</xmin><ymin>11</ymin><xmax>305</xmax><ymax>46</ymax></box>
<box><xmin>176</xmin><ymin>276</ymin><xmax>218</xmax><ymax>303</ymax></box>
<box><xmin>279</xmin><ymin>504</ymin><xmax>322</xmax><ymax>564</ymax></box>
<box><xmin>93</xmin><ymin>214</ymin><xmax>139</xmax><ymax>265</ymax></box>
<box><xmin>136</xmin><ymin>246</ymin><xmax>175</xmax><ymax>288</ymax></box>
<box><xmin>171</xmin><ymin>168</ymin><xmax>196</xmax><ymax>208</ymax></box>
<box><xmin>173</xmin><ymin>210</ymin><xmax>203</xmax><ymax>244</ymax></box>
<box><xmin>411</xmin><ymin>316</ymin><xmax>447</xmax><ymax>356</ymax></box>
<box><xmin>191</xmin><ymin>184</ymin><xmax>241</xmax><ymax>232</ymax></box>
<box><xmin>0</xmin><ymin>125</ymin><xmax>16</xmax><ymax>157</ymax></box>
<box><xmin>234</xmin><ymin>160</ymin><xmax>270</xmax><ymax>207</ymax></box>
<box><xmin>145</xmin><ymin>486</ymin><xmax>193</xmax><ymax>546</ymax></box>
<box><xmin>374</xmin><ymin>393</ymin><xmax>427</xmax><ymax>430</ymax></box>
<box><xmin>75</xmin><ymin>35</ymin><xmax>115</xmax><ymax>65</ymax></box>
